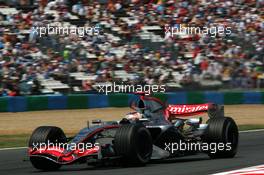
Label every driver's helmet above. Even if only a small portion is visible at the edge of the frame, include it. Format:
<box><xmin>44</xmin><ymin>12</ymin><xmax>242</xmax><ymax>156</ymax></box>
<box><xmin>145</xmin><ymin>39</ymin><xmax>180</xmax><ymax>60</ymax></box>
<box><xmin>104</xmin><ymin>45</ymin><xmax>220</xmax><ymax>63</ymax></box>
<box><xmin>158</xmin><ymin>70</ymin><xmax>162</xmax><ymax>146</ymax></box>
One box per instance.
<box><xmin>125</xmin><ymin>112</ymin><xmax>142</xmax><ymax>120</ymax></box>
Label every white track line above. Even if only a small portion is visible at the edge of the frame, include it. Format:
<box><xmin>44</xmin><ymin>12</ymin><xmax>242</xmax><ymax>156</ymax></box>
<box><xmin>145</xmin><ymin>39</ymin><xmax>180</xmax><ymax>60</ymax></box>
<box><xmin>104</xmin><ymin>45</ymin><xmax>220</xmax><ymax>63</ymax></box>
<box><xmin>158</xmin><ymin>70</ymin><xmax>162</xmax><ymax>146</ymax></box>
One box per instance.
<box><xmin>213</xmin><ymin>164</ymin><xmax>264</xmax><ymax>175</ymax></box>
<box><xmin>239</xmin><ymin>129</ymin><xmax>264</xmax><ymax>133</ymax></box>
<box><xmin>0</xmin><ymin>147</ymin><xmax>27</xmax><ymax>151</ymax></box>
<box><xmin>0</xmin><ymin>129</ymin><xmax>263</xmax><ymax>151</ymax></box>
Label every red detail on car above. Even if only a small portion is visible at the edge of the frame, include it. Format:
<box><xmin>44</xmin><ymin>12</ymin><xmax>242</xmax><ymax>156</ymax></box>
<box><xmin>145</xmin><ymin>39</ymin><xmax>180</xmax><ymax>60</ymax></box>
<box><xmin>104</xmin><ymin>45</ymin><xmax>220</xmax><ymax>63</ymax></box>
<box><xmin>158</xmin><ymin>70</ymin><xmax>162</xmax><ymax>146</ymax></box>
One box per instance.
<box><xmin>166</xmin><ymin>104</ymin><xmax>211</xmax><ymax>116</ymax></box>
<box><xmin>29</xmin><ymin>146</ymin><xmax>99</xmax><ymax>163</ymax></box>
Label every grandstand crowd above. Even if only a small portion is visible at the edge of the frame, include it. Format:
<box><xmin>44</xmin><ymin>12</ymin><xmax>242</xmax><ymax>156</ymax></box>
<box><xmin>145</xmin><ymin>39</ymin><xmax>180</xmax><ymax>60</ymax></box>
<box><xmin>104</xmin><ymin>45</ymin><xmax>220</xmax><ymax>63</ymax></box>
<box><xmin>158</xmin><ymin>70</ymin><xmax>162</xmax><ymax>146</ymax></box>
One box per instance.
<box><xmin>0</xmin><ymin>0</ymin><xmax>263</xmax><ymax>96</ymax></box>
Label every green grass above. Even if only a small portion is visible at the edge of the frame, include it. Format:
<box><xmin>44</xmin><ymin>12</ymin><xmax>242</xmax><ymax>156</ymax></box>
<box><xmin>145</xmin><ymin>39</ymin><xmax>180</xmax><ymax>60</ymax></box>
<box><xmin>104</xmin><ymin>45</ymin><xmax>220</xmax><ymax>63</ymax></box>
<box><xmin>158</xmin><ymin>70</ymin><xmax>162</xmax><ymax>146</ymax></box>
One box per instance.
<box><xmin>0</xmin><ymin>134</ymin><xmax>29</xmax><ymax>148</ymax></box>
<box><xmin>238</xmin><ymin>124</ymin><xmax>264</xmax><ymax>131</ymax></box>
<box><xmin>0</xmin><ymin>125</ymin><xmax>264</xmax><ymax>148</ymax></box>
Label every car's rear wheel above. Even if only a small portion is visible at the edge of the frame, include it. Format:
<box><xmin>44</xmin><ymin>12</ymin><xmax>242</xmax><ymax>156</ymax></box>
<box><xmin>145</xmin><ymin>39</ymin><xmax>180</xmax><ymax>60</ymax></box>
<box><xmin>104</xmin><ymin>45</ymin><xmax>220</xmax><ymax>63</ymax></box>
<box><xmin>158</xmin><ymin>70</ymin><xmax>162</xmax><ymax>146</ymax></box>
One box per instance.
<box><xmin>28</xmin><ymin>126</ymin><xmax>67</xmax><ymax>171</ymax></box>
<box><xmin>114</xmin><ymin>124</ymin><xmax>153</xmax><ymax>165</ymax></box>
<box><xmin>204</xmin><ymin>117</ymin><xmax>239</xmax><ymax>158</ymax></box>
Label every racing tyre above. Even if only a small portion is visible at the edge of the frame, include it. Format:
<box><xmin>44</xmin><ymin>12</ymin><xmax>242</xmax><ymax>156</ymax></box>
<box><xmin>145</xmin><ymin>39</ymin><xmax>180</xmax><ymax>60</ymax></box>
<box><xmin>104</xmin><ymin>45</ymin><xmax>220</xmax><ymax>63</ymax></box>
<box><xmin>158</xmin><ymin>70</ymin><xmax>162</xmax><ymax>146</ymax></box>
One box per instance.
<box><xmin>204</xmin><ymin>117</ymin><xmax>238</xmax><ymax>159</ymax></box>
<box><xmin>114</xmin><ymin>124</ymin><xmax>153</xmax><ymax>165</ymax></box>
<box><xmin>28</xmin><ymin>126</ymin><xmax>67</xmax><ymax>171</ymax></box>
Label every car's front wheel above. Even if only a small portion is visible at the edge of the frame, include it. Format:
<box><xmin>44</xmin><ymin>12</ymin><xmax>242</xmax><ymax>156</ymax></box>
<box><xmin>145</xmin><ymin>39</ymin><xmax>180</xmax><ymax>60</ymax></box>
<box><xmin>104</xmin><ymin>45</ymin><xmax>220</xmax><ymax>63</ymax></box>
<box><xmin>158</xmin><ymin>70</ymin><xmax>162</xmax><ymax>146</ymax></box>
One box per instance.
<box><xmin>28</xmin><ymin>126</ymin><xmax>67</xmax><ymax>171</ymax></box>
<box><xmin>114</xmin><ymin>124</ymin><xmax>153</xmax><ymax>165</ymax></box>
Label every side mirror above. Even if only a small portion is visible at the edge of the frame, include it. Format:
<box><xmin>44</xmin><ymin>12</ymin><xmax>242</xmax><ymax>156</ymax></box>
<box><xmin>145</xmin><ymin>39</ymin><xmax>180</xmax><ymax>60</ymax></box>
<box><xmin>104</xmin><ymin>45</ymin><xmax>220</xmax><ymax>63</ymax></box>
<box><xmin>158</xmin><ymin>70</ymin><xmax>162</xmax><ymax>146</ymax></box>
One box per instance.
<box><xmin>138</xmin><ymin>118</ymin><xmax>150</xmax><ymax>122</ymax></box>
<box><xmin>92</xmin><ymin>119</ymin><xmax>102</xmax><ymax>124</ymax></box>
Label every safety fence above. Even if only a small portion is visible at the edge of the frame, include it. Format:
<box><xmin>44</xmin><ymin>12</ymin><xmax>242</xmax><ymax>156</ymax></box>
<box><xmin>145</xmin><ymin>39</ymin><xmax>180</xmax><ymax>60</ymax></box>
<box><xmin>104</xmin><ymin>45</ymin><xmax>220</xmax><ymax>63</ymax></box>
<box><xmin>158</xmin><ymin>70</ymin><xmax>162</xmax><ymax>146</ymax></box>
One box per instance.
<box><xmin>0</xmin><ymin>91</ymin><xmax>263</xmax><ymax>112</ymax></box>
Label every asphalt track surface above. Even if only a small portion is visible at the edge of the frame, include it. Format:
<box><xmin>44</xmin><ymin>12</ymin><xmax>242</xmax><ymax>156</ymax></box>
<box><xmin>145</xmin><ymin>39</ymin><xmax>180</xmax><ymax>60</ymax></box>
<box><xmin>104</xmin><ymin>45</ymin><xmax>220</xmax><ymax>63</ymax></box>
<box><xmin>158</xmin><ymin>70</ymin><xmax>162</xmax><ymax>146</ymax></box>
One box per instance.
<box><xmin>0</xmin><ymin>130</ymin><xmax>263</xmax><ymax>175</ymax></box>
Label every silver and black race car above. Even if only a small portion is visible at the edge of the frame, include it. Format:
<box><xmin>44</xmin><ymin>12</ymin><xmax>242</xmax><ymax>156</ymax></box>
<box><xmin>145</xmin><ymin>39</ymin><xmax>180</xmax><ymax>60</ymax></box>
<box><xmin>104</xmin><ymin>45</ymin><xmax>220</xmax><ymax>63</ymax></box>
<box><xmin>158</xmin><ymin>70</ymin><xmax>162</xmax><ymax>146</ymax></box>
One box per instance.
<box><xmin>28</xmin><ymin>93</ymin><xmax>239</xmax><ymax>171</ymax></box>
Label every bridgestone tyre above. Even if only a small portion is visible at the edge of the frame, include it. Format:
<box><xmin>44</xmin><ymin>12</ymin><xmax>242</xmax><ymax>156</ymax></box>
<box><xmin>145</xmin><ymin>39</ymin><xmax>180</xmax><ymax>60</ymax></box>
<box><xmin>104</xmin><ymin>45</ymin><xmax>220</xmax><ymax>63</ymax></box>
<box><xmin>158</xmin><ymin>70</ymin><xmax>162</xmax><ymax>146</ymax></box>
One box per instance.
<box><xmin>114</xmin><ymin>124</ymin><xmax>153</xmax><ymax>165</ymax></box>
<box><xmin>28</xmin><ymin>126</ymin><xmax>67</xmax><ymax>171</ymax></box>
<box><xmin>204</xmin><ymin>117</ymin><xmax>239</xmax><ymax>158</ymax></box>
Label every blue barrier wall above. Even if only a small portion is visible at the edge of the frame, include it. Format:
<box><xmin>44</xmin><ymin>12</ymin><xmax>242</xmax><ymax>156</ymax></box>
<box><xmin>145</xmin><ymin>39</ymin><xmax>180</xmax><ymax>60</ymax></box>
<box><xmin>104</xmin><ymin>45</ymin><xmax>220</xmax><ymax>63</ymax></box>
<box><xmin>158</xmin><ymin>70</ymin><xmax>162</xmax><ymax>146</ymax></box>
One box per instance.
<box><xmin>0</xmin><ymin>91</ymin><xmax>263</xmax><ymax>112</ymax></box>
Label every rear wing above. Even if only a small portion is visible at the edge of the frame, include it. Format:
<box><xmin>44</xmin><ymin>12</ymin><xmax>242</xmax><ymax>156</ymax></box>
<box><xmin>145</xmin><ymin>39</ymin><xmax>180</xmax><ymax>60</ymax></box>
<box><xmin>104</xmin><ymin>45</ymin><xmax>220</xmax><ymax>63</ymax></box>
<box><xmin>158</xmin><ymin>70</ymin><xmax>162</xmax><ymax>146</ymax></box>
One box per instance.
<box><xmin>166</xmin><ymin>103</ymin><xmax>224</xmax><ymax>119</ymax></box>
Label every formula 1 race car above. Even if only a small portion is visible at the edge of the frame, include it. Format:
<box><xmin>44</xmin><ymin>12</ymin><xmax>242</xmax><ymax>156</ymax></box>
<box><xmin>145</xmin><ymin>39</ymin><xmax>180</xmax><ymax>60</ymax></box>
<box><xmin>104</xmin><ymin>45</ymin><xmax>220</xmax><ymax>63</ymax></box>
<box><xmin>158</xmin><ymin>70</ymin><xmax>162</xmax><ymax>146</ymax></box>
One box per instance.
<box><xmin>28</xmin><ymin>93</ymin><xmax>239</xmax><ymax>171</ymax></box>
